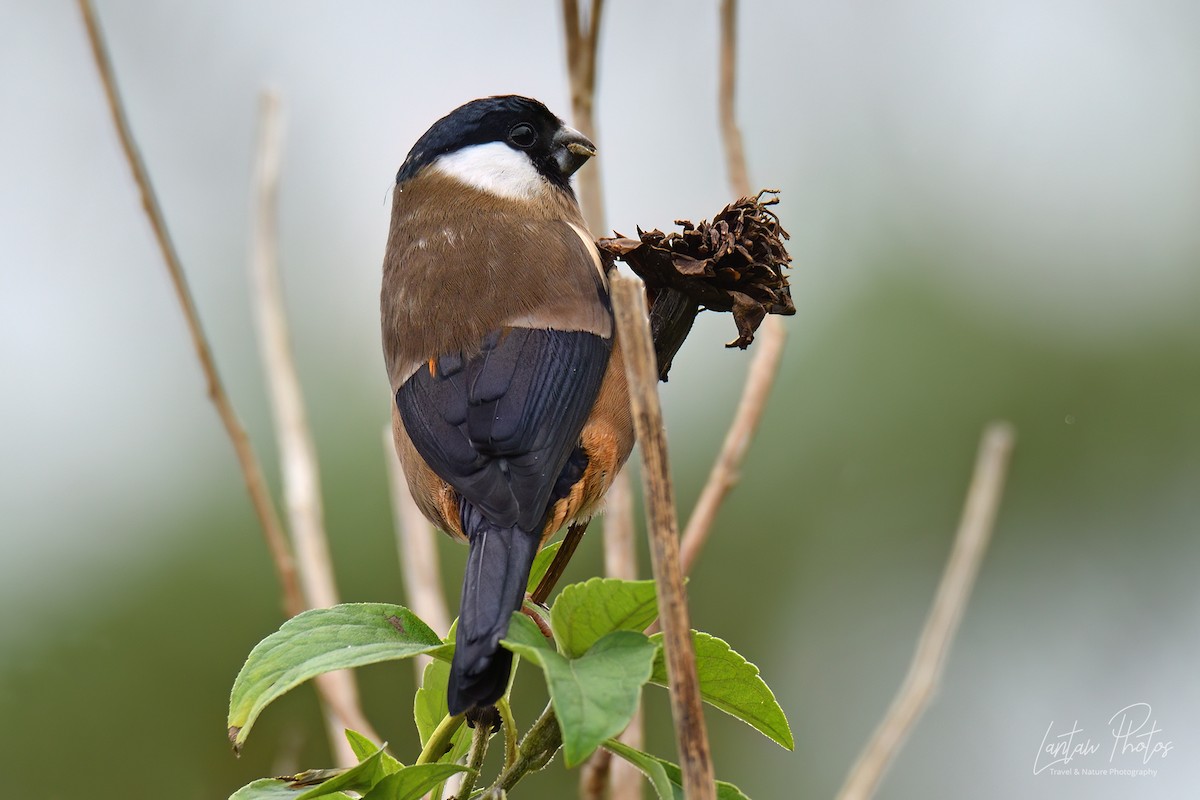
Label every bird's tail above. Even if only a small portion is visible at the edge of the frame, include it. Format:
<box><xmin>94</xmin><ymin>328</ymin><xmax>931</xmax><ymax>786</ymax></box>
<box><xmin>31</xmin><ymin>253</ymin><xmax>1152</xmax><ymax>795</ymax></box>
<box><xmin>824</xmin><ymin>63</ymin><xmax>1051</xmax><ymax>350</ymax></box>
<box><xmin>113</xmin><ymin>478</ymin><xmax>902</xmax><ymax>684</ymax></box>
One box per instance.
<box><xmin>447</xmin><ymin>501</ymin><xmax>541</xmax><ymax>716</ymax></box>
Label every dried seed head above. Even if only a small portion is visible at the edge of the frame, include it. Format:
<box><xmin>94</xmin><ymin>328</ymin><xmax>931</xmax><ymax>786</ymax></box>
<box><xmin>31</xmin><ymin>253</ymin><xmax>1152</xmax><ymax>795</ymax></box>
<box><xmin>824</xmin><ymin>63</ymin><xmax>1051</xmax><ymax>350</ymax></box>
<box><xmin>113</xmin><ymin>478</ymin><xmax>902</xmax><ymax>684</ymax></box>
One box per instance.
<box><xmin>599</xmin><ymin>190</ymin><xmax>794</xmax><ymax>350</ymax></box>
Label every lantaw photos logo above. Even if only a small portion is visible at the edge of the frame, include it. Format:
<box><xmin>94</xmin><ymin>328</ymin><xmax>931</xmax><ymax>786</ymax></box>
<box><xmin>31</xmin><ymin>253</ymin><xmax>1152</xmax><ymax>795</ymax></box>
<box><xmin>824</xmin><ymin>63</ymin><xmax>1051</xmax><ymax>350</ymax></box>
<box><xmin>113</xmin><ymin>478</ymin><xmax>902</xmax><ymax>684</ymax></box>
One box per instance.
<box><xmin>1034</xmin><ymin>703</ymin><xmax>1173</xmax><ymax>777</ymax></box>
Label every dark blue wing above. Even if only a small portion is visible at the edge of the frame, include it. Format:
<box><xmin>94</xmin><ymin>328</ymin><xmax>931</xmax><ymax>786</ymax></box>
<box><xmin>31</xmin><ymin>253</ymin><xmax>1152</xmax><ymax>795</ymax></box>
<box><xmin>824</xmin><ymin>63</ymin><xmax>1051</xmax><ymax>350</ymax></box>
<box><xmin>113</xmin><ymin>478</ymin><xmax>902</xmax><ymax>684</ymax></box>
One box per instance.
<box><xmin>395</xmin><ymin>327</ymin><xmax>612</xmax><ymax>533</ymax></box>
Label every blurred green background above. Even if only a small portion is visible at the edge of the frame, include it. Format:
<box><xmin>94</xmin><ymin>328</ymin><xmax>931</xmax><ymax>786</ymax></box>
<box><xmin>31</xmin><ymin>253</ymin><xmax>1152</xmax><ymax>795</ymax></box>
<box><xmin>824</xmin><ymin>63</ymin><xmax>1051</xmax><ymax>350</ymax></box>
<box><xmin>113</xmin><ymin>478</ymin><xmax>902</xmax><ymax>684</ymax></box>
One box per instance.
<box><xmin>2</xmin><ymin>1</ymin><xmax>1198</xmax><ymax>798</ymax></box>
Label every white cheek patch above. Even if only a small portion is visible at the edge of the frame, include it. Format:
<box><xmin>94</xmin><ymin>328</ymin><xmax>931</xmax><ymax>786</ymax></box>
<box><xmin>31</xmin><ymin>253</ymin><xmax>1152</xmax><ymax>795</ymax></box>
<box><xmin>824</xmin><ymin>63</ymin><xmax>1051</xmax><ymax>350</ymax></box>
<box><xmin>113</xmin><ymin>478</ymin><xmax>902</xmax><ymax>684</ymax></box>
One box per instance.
<box><xmin>432</xmin><ymin>142</ymin><xmax>548</xmax><ymax>201</ymax></box>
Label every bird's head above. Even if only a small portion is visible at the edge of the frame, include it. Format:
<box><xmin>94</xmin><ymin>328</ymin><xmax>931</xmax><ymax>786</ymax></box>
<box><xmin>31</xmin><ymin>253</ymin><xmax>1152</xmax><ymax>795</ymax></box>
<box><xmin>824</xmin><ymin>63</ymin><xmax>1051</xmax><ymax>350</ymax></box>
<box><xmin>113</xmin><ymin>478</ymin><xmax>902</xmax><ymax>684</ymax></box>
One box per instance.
<box><xmin>396</xmin><ymin>95</ymin><xmax>596</xmax><ymax>200</ymax></box>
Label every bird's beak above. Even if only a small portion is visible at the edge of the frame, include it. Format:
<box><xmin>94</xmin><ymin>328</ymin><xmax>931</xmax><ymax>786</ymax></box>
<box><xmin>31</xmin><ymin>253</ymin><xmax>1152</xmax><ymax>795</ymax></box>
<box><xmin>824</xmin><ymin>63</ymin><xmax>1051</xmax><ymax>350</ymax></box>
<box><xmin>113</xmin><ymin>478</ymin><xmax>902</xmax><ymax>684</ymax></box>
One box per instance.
<box><xmin>553</xmin><ymin>125</ymin><xmax>597</xmax><ymax>177</ymax></box>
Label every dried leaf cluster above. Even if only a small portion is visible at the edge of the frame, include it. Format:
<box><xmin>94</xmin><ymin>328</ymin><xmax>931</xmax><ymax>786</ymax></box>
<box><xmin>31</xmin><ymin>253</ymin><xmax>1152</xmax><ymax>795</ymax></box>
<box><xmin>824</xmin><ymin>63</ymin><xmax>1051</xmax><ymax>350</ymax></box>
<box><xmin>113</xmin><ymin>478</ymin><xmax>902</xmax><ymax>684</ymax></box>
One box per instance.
<box><xmin>599</xmin><ymin>190</ymin><xmax>794</xmax><ymax>352</ymax></box>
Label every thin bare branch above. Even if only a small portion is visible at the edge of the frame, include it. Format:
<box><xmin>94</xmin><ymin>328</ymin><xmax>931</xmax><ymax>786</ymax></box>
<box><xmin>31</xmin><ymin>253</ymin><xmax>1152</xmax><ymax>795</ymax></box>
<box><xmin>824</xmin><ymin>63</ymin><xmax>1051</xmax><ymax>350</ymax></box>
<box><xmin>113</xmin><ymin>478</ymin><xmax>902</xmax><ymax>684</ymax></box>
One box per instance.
<box><xmin>600</xmin><ymin>469</ymin><xmax>644</xmax><ymax>799</ymax></box>
<box><xmin>601</xmin><ymin>473</ymin><xmax>638</xmax><ymax>583</ymax></box>
<box><xmin>382</xmin><ymin>431</ymin><xmax>459</xmax><ymax>796</ymax></box>
<box><xmin>836</xmin><ymin>422</ymin><xmax>1015</xmax><ymax>800</ymax></box>
<box><xmin>382</xmin><ymin>425</ymin><xmax>451</xmax><ymax>675</ymax></box>
<box><xmin>680</xmin><ymin>315</ymin><xmax>786</xmax><ymax>574</ymax></box>
<box><xmin>250</xmin><ymin>91</ymin><xmax>336</xmax><ymax>617</ymax></box>
<box><xmin>580</xmin><ymin>746</ymin><xmax>612</xmax><ymax>800</ymax></box>
<box><xmin>719</xmin><ymin>0</ymin><xmax>751</xmax><ymax>198</ymax></box>
<box><xmin>561</xmin><ymin>0</ymin><xmax>607</xmax><ymax>236</ymax></box>
<box><xmin>583</xmin><ymin>0</ymin><xmax>606</xmax><ymax>96</ymax></box>
<box><xmin>559</xmin><ymin>0</ymin><xmax>632</xmax><ymax>581</ymax></box>
<box><xmin>561</xmin><ymin>3</ymin><xmax>639</xmax><ymax>795</ymax></box>
<box><xmin>75</xmin><ymin>0</ymin><xmax>303</xmax><ymax>617</ymax></box>
<box><xmin>561</xmin><ymin>0</ymin><xmax>582</xmax><ymax>81</ymax></box>
<box><xmin>531</xmin><ymin>520</ymin><xmax>590</xmax><ymax>606</ymax></box>
<box><xmin>611</xmin><ymin>274</ymin><xmax>716</xmax><ymax>800</ymax></box>
<box><xmin>670</xmin><ymin>0</ymin><xmax>794</xmax><ymax>579</ymax></box>
<box><xmin>250</xmin><ymin>90</ymin><xmax>378</xmax><ymax>766</ymax></box>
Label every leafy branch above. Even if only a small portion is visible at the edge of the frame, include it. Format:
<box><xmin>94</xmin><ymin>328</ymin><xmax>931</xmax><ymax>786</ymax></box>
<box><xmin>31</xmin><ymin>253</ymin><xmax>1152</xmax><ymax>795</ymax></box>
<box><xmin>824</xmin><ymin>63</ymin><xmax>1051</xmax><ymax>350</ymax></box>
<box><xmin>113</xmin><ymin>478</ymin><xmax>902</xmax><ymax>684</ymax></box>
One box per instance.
<box><xmin>226</xmin><ymin>576</ymin><xmax>791</xmax><ymax>799</ymax></box>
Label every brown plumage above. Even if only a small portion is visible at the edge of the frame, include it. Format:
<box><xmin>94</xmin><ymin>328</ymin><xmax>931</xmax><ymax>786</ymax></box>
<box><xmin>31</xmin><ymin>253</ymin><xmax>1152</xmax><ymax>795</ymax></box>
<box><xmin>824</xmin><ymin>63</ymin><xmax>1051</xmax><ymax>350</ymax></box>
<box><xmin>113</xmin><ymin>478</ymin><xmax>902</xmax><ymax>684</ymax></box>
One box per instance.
<box><xmin>381</xmin><ymin>96</ymin><xmax>633</xmax><ymax>716</ymax></box>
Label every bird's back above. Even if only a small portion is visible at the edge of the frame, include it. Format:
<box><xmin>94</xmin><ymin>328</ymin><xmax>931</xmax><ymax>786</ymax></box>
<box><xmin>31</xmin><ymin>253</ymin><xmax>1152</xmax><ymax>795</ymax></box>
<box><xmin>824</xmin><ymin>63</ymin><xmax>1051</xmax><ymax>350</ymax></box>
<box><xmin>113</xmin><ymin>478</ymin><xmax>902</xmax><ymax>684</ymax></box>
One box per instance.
<box><xmin>381</xmin><ymin>172</ymin><xmax>611</xmax><ymax>392</ymax></box>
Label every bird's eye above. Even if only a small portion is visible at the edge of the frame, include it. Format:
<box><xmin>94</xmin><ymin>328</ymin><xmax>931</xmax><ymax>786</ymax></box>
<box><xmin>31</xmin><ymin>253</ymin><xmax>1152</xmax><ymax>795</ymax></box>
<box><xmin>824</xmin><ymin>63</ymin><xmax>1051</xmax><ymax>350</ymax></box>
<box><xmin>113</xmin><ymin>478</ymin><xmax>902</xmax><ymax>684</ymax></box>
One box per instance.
<box><xmin>508</xmin><ymin>123</ymin><xmax>538</xmax><ymax>149</ymax></box>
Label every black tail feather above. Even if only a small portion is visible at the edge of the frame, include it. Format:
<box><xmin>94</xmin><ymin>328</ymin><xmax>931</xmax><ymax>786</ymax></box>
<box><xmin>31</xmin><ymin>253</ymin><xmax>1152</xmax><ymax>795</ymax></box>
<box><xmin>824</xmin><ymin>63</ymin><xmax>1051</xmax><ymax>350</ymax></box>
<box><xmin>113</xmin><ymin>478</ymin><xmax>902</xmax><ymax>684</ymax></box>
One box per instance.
<box><xmin>447</xmin><ymin>500</ymin><xmax>541</xmax><ymax>716</ymax></box>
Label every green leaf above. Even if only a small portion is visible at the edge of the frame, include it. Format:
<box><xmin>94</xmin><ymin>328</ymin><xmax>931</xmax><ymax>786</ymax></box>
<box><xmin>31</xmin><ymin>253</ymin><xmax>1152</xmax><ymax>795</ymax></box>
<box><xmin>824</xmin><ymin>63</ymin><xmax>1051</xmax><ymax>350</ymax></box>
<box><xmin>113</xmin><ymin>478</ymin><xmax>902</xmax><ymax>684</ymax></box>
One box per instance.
<box><xmin>344</xmin><ymin>729</ymin><xmax>403</xmax><ymax>773</ymax></box>
<box><xmin>549</xmin><ymin>578</ymin><xmax>659</xmax><ymax>658</ymax></box>
<box><xmin>228</xmin><ymin>603</ymin><xmax>449</xmax><ymax>750</ymax></box>
<box><xmin>603</xmin><ymin>740</ymin><xmax>751</xmax><ymax>800</ymax></box>
<box><xmin>503</xmin><ymin>626</ymin><xmax>656</xmax><ymax>766</ymax></box>
<box><xmin>504</xmin><ymin>610</ymin><xmax>555</xmax><ymax>653</ymax></box>
<box><xmin>649</xmin><ymin>631</ymin><xmax>793</xmax><ymax>750</ymax></box>
<box><xmin>230</xmin><ymin>779</ymin><xmax>353</xmax><ymax>800</ymax></box>
<box><xmin>412</xmin><ymin>658</ymin><xmax>471</xmax><ymax>800</ymax></box>
<box><xmin>526</xmin><ymin>540</ymin><xmax>562</xmax><ymax>593</ymax></box>
<box><xmin>601</xmin><ymin>740</ymin><xmax>678</xmax><ymax>800</ymax></box>
<box><xmin>429</xmin><ymin>727</ymin><xmax>472</xmax><ymax>800</ymax></box>
<box><xmin>414</xmin><ymin>658</ymin><xmax>451</xmax><ymax>747</ymax></box>
<box><xmin>234</xmin><ymin>747</ymin><xmax>397</xmax><ymax>800</ymax></box>
<box><xmin>360</xmin><ymin>764</ymin><xmax>473</xmax><ymax>800</ymax></box>
<box><xmin>294</xmin><ymin>745</ymin><xmax>393</xmax><ymax>800</ymax></box>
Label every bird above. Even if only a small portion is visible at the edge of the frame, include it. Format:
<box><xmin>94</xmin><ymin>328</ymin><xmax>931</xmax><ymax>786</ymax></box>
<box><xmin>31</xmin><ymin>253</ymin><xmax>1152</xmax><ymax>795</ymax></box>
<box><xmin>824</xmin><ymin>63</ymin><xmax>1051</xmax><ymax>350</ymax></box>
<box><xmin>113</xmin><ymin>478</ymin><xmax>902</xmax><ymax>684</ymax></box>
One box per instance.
<box><xmin>381</xmin><ymin>95</ymin><xmax>634</xmax><ymax>718</ymax></box>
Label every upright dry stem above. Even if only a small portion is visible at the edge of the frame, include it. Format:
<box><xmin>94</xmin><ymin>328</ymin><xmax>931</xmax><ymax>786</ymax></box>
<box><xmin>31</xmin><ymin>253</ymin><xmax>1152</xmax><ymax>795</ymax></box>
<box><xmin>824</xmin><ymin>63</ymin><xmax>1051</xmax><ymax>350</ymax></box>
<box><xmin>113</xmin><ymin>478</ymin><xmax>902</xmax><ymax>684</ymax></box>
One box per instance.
<box><xmin>599</xmin><ymin>468</ymin><xmax>642</xmax><ymax>798</ymax></box>
<box><xmin>250</xmin><ymin>91</ymin><xmax>378</xmax><ymax>765</ymax></box>
<box><xmin>836</xmin><ymin>423</ymin><xmax>1015</xmax><ymax>800</ymax></box>
<box><xmin>383</xmin><ymin>426</ymin><xmax>451</xmax><ymax>680</ymax></box>
<box><xmin>561</xmin><ymin>2</ymin><xmax>642</xmax><ymax>794</ymax></box>
<box><xmin>680</xmin><ymin>316</ymin><xmax>786</xmax><ymax>574</ymax></box>
<box><xmin>719</xmin><ymin>0</ymin><xmax>751</xmax><ymax>199</ymax></box>
<box><xmin>250</xmin><ymin>92</ymin><xmax>338</xmax><ymax>611</ymax></box>
<box><xmin>580</xmin><ymin>748</ymin><xmax>613</xmax><ymax>800</ymax></box>
<box><xmin>611</xmin><ymin>274</ymin><xmax>716</xmax><ymax>800</ymax></box>
<box><xmin>561</xmin><ymin>0</ymin><xmax>607</xmax><ymax>230</ymax></box>
<box><xmin>75</xmin><ymin>0</ymin><xmax>302</xmax><ymax>616</ymax></box>
<box><xmin>672</xmin><ymin>0</ymin><xmax>791</xmax><ymax>579</ymax></box>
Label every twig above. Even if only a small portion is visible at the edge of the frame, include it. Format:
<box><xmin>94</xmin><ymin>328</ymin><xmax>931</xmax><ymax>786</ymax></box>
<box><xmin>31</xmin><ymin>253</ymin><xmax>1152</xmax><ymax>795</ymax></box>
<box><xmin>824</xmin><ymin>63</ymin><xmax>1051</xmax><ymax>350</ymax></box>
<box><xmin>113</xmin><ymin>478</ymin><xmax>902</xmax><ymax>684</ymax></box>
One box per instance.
<box><xmin>560</xmin><ymin>0</ymin><xmax>638</xmax><ymax>607</ymax></box>
<box><xmin>250</xmin><ymin>90</ymin><xmax>378</xmax><ymax>766</ymax></box>
<box><xmin>75</xmin><ymin>0</ymin><xmax>303</xmax><ymax>616</ymax></box>
<box><xmin>382</xmin><ymin>426</ymin><xmax>451</xmax><ymax>678</ymax></box>
<box><xmin>680</xmin><ymin>316</ymin><xmax>786</xmax><ymax>575</ymax></box>
<box><xmin>610</xmin><ymin>274</ymin><xmax>716</xmax><ymax>800</ymax></box>
<box><xmin>580</xmin><ymin>747</ymin><xmax>613</xmax><ymax>800</ymax></box>
<box><xmin>600</xmin><ymin>470</ymin><xmax>643</xmax><ymax>799</ymax></box>
<box><xmin>489</xmin><ymin>704</ymin><xmax>565</xmax><ymax>794</ymax></box>
<box><xmin>836</xmin><ymin>422</ymin><xmax>1015</xmax><ymax>800</ymax></box>
<box><xmin>454</xmin><ymin>722</ymin><xmax>491</xmax><ymax>800</ymax></box>
<box><xmin>602</xmin><ymin>476</ymin><xmax>638</xmax><ymax>584</ymax></box>
<box><xmin>417</xmin><ymin>713</ymin><xmax>467</xmax><ymax>766</ymax></box>
<box><xmin>719</xmin><ymin>0</ymin><xmax>751</xmax><ymax>199</ymax></box>
<box><xmin>561</xmin><ymin>0</ymin><xmax>607</xmax><ymax>229</ymax></box>
<box><xmin>497</xmin><ymin>698</ymin><xmax>519</xmax><ymax>769</ymax></box>
<box><xmin>562</xmin><ymin>3</ymin><xmax>641</xmax><ymax>794</ymax></box>
<box><xmin>250</xmin><ymin>91</ymin><xmax>337</xmax><ymax>613</ymax></box>
<box><xmin>531</xmin><ymin>520</ymin><xmax>590</xmax><ymax>606</ymax></box>
<box><xmin>674</xmin><ymin>0</ymin><xmax>790</xmax><ymax>578</ymax></box>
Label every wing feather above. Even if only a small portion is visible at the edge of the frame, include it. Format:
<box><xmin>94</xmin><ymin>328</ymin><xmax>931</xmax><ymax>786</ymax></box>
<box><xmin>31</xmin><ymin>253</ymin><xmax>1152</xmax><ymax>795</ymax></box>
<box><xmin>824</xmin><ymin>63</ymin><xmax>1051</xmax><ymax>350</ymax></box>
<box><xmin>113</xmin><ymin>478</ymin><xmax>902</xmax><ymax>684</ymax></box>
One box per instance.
<box><xmin>396</xmin><ymin>327</ymin><xmax>611</xmax><ymax>533</ymax></box>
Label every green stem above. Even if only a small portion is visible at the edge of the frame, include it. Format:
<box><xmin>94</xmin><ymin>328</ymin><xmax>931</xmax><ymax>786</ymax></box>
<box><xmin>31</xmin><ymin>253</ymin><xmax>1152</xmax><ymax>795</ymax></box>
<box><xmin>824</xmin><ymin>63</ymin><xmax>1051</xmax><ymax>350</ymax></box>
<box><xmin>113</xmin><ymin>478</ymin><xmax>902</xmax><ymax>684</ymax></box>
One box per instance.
<box><xmin>496</xmin><ymin>697</ymin><xmax>519</xmax><ymax>769</ymax></box>
<box><xmin>487</xmin><ymin>703</ymin><xmax>563</xmax><ymax>794</ymax></box>
<box><xmin>416</xmin><ymin>713</ymin><xmax>466</xmax><ymax>765</ymax></box>
<box><xmin>453</xmin><ymin>721</ymin><xmax>491</xmax><ymax>800</ymax></box>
